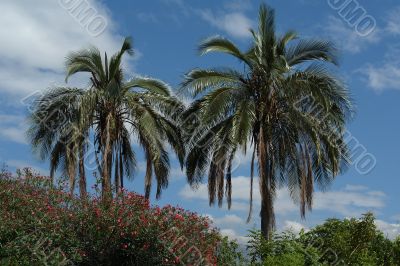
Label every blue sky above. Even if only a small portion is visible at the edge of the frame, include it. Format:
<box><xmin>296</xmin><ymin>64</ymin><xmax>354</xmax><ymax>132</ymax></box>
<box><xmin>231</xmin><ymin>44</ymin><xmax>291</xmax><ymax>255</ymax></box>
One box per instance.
<box><xmin>0</xmin><ymin>0</ymin><xmax>399</xmax><ymax>242</ymax></box>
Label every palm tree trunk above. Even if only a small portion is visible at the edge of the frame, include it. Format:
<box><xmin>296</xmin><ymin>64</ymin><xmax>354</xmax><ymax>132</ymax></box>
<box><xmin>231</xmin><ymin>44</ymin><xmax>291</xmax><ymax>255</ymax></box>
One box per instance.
<box><xmin>102</xmin><ymin>115</ymin><xmax>113</xmax><ymax>203</ymax></box>
<box><xmin>78</xmin><ymin>143</ymin><xmax>87</xmax><ymax>199</ymax></box>
<box><xmin>258</xmin><ymin>126</ymin><xmax>275</xmax><ymax>240</ymax></box>
<box><xmin>144</xmin><ymin>157</ymin><xmax>152</xmax><ymax>199</ymax></box>
<box><xmin>67</xmin><ymin>147</ymin><xmax>76</xmax><ymax>195</ymax></box>
<box><xmin>119</xmin><ymin>152</ymin><xmax>124</xmax><ymax>191</ymax></box>
<box><xmin>114</xmin><ymin>155</ymin><xmax>120</xmax><ymax>194</ymax></box>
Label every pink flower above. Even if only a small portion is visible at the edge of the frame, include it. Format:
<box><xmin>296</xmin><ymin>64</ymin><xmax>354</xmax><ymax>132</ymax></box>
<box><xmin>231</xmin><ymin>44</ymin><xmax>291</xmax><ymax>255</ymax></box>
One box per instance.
<box><xmin>174</xmin><ymin>214</ymin><xmax>184</xmax><ymax>221</ymax></box>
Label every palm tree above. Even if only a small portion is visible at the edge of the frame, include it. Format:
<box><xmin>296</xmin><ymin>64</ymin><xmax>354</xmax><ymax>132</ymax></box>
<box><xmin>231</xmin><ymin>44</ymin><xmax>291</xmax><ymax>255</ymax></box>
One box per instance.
<box><xmin>28</xmin><ymin>87</ymin><xmax>88</xmax><ymax>198</ymax></box>
<box><xmin>28</xmin><ymin>37</ymin><xmax>185</xmax><ymax>202</ymax></box>
<box><xmin>181</xmin><ymin>4</ymin><xmax>353</xmax><ymax>239</ymax></box>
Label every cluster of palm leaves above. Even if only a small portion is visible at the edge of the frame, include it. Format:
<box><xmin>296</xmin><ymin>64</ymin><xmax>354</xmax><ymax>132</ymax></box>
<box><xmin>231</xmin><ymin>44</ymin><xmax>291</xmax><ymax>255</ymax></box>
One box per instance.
<box><xmin>27</xmin><ymin>4</ymin><xmax>353</xmax><ymax>239</ymax></box>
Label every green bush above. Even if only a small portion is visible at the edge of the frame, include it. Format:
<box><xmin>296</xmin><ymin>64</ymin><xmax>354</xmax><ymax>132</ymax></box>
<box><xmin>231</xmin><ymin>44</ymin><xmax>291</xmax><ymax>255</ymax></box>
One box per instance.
<box><xmin>247</xmin><ymin>230</ymin><xmax>320</xmax><ymax>265</ymax></box>
<box><xmin>301</xmin><ymin>213</ymin><xmax>400</xmax><ymax>265</ymax></box>
<box><xmin>245</xmin><ymin>213</ymin><xmax>400</xmax><ymax>265</ymax></box>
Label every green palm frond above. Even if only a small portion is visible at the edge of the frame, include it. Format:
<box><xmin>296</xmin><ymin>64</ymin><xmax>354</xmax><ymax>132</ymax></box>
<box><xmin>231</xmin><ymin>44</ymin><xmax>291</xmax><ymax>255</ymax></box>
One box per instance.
<box><xmin>181</xmin><ymin>68</ymin><xmax>244</xmax><ymax>97</ymax></box>
<box><xmin>285</xmin><ymin>39</ymin><xmax>339</xmax><ymax>66</ymax></box>
<box><xmin>199</xmin><ymin>36</ymin><xmax>252</xmax><ymax>65</ymax></box>
<box><xmin>65</xmin><ymin>46</ymin><xmax>105</xmax><ymax>83</ymax></box>
<box><xmin>124</xmin><ymin>77</ymin><xmax>171</xmax><ymax>96</ymax></box>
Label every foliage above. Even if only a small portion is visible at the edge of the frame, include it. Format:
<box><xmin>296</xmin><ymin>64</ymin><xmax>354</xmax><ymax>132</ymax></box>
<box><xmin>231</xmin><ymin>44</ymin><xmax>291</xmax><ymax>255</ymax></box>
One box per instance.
<box><xmin>245</xmin><ymin>213</ymin><xmax>400</xmax><ymax>265</ymax></box>
<box><xmin>394</xmin><ymin>237</ymin><xmax>400</xmax><ymax>263</ymax></box>
<box><xmin>301</xmin><ymin>212</ymin><xmax>400</xmax><ymax>265</ymax></box>
<box><xmin>0</xmin><ymin>169</ymin><xmax>237</xmax><ymax>265</ymax></box>
<box><xmin>216</xmin><ymin>237</ymin><xmax>248</xmax><ymax>265</ymax></box>
<box><xmin>247</xmin><ymin>230</ymin><xmax>320</xmax><ymax>265</ymax></box>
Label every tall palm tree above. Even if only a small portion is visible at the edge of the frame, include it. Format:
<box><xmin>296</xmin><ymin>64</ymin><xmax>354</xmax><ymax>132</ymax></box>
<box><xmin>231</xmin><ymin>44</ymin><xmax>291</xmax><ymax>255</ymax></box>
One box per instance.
<box><xmin>181</xmin><ymin>4</ymin><xmax>353</xmax><ymax>239</ymax></box>
<box><xmin>28</xmin><ymin>37</ymin><xmax>185</xmax><ymax>202</ymax></box>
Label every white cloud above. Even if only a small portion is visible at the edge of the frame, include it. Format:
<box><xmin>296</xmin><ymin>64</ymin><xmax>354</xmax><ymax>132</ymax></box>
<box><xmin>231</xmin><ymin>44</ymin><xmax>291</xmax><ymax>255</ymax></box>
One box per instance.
<box><xmin>386</xmin><ymin>6</ymin><xmax>400</xmax><ymax>36</ymax></box>
<box><xmin>354</xmin><ymin>6</ymin><xmax>400</xmax><ymax>92</ymax></box>
<box><xmin>359</xmin><ymin>46</ymin><xmax>400</xmax><ymax>92</ymax></box>
<box><xmin>213</xmin><ymin>214</ymin><xmax>244</xmax><ymax>226</ymax></box>
<box><xmin>224</xmin><ymin>0</ymin><xmax>252</xmax><ymax>11</ymax></box>
<box><xmin>282</xmin><ymin>220</ymin><xmax>309</xmax><ymax>234</ymax></box>
<box><xmin>159</xmin><ymin>0</ymin><xmax>253</xmax><ymax>39</ymax></box>
<box><xmin>180</xmin><ymin>176</ymin><xmax>386</xmax><ymax>218</ymax></box>
<box><xmin>0</xmin><ymin>114</ymin><xmax>27</xmax><ymax>144</ymax></box>
<box><xmin>137</xmin><ymin>160</ymin><xmax>186</xmax><ymax>181</ymax></box>
<box><xmin>312</xmin><ymin>190</ymin><xmax>385</xmax><ymax>216</ymax></box>
<box><xmin>6</xmin><ymin>159</ymin><xmax>49</xmax><ymax>175</ymax></box>
<box><xmin>0</xmin><ymin>0</ymin><xmax>135</xmax><ymax>101</ymax></box>
<box><xmin>220</xmin><ymin>228</ymin><xmax>249</xmax><ymax>244</ymax></box>
<box><xmin>361</xmin><ymin>62</ymin><xmax>400</xmax><ymax>92</ymax></box>
<box><xmin>231</xmin><ymin>147</ymin><xmax>254</xmax><ymax>174</ymax></box>
<box><xmin>375</xmin><ymin>219</ymin><xmax>400</xmax><ymax>240</ymax></box>
<box><xmin>322</xmin><ymin>16</ymin><xmax>380</xmax><ymax>54</ymax></box>
<box><xmin>180</xmin><ymin>176</ymin><xmax>257</xmax><ymax>202</ymax></box>
<box><xmin>198</xmin><ymin>10</ymin><xmax>253</xmax><ymax>39</ymax></box>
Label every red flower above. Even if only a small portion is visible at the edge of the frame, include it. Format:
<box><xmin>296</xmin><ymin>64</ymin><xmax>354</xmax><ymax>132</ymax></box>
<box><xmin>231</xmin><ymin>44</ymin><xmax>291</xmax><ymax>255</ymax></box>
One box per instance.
<box><xmin>174</xmin><ymin>214</ymin><xmax>184</xmax><ymax>221</ymax></box>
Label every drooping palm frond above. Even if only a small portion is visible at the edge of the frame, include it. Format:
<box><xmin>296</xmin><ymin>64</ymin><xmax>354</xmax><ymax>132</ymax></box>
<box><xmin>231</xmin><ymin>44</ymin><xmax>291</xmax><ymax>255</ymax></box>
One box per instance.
<box><xmin>285</xmin><ymin>39</ymin><xmax>339</xmax><ymax>67</ymax></box>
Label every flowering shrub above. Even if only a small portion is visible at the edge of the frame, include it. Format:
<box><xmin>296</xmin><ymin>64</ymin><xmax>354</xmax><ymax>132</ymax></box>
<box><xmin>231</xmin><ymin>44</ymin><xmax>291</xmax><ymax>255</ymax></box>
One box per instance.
<box><xmin>0</xmin><ymin>168</ymin><xmax>239</xmax><ymax>265</ymax></box>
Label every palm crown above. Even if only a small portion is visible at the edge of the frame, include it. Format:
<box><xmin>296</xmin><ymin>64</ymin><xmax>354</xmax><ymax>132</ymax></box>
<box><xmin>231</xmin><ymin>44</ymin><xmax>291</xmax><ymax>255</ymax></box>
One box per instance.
<box><xmin>181</xmin><ymin>4</ymin><xmax>353</xmax><ymax>238</ymax></box>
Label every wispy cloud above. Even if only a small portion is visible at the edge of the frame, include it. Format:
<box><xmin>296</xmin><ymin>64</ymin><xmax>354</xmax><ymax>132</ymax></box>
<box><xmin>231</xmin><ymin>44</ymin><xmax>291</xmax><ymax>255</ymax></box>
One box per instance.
<box><xmin>360</xmin><ymin>63</ymin><xmax>400</xmax><ymax>92</ymax></box>
<box><xmin>137</xmin><ymin>160</ymin><xmax>186</xmax><ymax>182</ymax></box>
<box><xmin>385</xmin><ymin>6</ymin><xmax>400</xmax><ymax>36</ymax></box>
<box><xmin>321</xmin><ymin>16</ymin><xmax>380</xmax><ymax>54</ymax></box>
<box><xmin>0</xmin><ymin>114</ymin><xmax>27</xmax><ymax>144</ymax></box>
<box><xmin>204</xmin><ymin>213</ymin><xmax>250</xmax><ymax>243</ymax></box>
<box><xmin>223</xmin><ymin>0</ymin><xmax>252</xmax><ymax>11</ymax></box>
<box><xmin>181</xmin><ymin>176</ymin><xmax>391</xmax><ymax>240</ymax></box>
<box><xmin>349</xmin><ymin>6</ymin><xmax>400</xmax><ymax>93</ymax></box>
<box><xmin>136</xmin><ymin>12</ymin><xmax>158</xmax><ymax>23</ymax></box>
<box><xmin>180</xmin><ymin>176</ymin><xmax>387</xmax><ymax>218</ymax></box>
<box><xmin>358</xmin><ymin>45</ymin><xmax>400</xmax><ymax>92</ymax></box>
<box><xmin>160</xmin><ymin>0</ymin><xmax>254</xmax><ymax>39</ymax></box>
<box><xmin>375</xmin><ymin>219</ymin><xmax>400</xmax><ymax>240</ymax></box>
<box><xmin>5</xmin><ymin>159</ymin><xmax>49</xmax><ymax>175</ymax></box>
<box><xmin>220</xmin><ymin>228</ymin><xmax>250</xmax><ymax>244</ymax></box>
<box><xmin>282</xmin><ymin>220</ymin><xmax>309</xmax><ymax>234</ymax></box>
<box><xmin>212</xmin><ymin>214</ymin><xmax>244</xmax><ymax>226</ymax></box>
<box><xmin>198</xmin><ymin>10</ymin><xmax>253</xmax><ymax>39</ymax></box>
